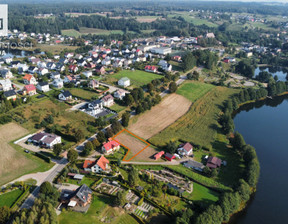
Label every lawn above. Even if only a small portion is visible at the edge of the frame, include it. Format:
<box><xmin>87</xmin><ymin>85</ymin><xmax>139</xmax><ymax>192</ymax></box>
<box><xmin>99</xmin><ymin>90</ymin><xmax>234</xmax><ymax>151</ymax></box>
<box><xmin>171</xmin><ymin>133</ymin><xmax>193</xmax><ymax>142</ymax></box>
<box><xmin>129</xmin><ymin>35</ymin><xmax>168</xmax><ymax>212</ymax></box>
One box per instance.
<box><xmin>110</xmin><ymin>103</ymin><xmax>127</xmax><ymax>113</ymax></box>
<box><xmin>106</xmin><ymin>69</ymin><xmax>163</xmax><ymax>88</ymax></box>
<box><xmin>58</xmin><ymin>194</ymin><xmax>138</xmax><ymax>224</ymax></box>
<box><xmin>36</xmin><ymin>44</ymin><xmax>79</xmax><ymax>54</ymax></box>
<box><xmin>68</xmin><ymin>88</ymin><xmax>99</xmax><ymax>101</ymax></box>
<box><xmin>176</xmin><ymin>81</ymin><xmax>215</xmax><ymax>102</ymax></box>
<box><xmin>0</xmin><ymin>189</ymin><xmax>23</xmax><ymax>207</ymax></box>
<box><xmin>0</xmin><ymin>123</ymin><xmax>53</xmax><ymax>186</ymax></box>
<box><xmin>149</xmin><ymin>86</ymin><xmax>239</xmax><ymax>149</ymax></box>
<box><xmin>184</xmin><ymin>182</ymin><xmax>219</xmax><ymax>203</ymax></box>
<box><xmin>61</xmin><ymin>28</ymin><xmax>134</xmax><ymax>37</ymax></box>
<box><xmin>61</xmin><ymin>29</ymin><xmax>81</xmax><ymax>37</ymax></box>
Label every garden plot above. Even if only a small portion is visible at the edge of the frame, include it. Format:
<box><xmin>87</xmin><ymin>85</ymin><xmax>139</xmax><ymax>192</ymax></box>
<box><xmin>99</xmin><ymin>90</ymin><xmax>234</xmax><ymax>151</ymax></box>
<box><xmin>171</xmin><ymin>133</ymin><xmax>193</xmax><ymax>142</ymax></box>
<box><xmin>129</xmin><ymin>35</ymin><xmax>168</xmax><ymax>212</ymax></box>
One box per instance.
<box><xmin>144</xmin><ymin>169</ymin><xmax>193</xmax><ymax>193</ymax></box>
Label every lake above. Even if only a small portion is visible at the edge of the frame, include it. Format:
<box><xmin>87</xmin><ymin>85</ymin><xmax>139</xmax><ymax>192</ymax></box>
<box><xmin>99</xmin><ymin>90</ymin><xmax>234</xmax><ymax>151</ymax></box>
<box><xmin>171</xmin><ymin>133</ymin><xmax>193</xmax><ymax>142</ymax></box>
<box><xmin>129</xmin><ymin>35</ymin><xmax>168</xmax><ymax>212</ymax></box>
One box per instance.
<box><xmin>230</xmin><ymin>95</ymin><xmax>288</xmax><ymax>224</ymax></box>
<box><xmin>254</xmin><ymin>67</ymin><xmax>288</xmax><ymax>81</ymax></box>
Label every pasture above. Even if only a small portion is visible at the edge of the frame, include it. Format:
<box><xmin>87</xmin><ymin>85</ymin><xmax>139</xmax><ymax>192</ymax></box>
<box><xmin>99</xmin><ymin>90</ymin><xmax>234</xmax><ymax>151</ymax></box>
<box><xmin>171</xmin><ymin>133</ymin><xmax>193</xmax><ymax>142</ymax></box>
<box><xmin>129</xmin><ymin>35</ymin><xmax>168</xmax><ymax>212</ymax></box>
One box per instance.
<box><xmin>0</xmin><ymin>123</ymin><xmax>52</xmax><ymax>186</ymax></box>
<box><xmin>176</xmin><ymin>81</ymin><xmax>215</xmax><ymax>102</ymax></box>
<box><xmin>113</xmin><ymin>130</ymin><xmax>158</xmax><ymax>162</ymax></box>
<box><xmin>106</xmin><ymin>69</ymin><xmax>163</xmax><ymax>88</ymax></box>
<box><xmin>128</xmin><ymin>94</ymin><xmax>192</xmax><ymax>139</ymax></box>
<box><xmin>0</xmin><ymin>189</ymin><xmax>23</xmax><ymax>207</ymax></box>
<box><xmin>149</xmin><ymin>87</ymin><xmax>239</xmax><ymax>148</ymax></box>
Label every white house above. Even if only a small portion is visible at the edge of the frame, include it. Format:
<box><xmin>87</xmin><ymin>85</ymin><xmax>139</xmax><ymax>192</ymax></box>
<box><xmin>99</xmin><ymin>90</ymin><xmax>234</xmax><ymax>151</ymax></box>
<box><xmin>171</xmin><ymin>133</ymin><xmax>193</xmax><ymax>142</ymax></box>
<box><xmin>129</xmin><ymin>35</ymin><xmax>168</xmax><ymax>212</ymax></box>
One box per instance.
<box><xmin>118</xmin><ymin>77</ymin><xmax>130</xmax><ymax>87</ymax></box>
<box><xmin>50</xmin><ymin>72</ymin><xmax>61</xmax><ymax>80</ymax></box>
<box><xmin>83</xmin><ymin>156</ymin><xmax>110</xmax><ymax>173</ymax></box>
<box><xmin>23</xmin><ymin>74</ymin><xmax>37</xmax><ymax>85</ymax></box>
<box><xmin>101</xmin><ymin>94</ymin><xmax>114</xmax><ymax>107</ymax></box>
<box><xmin>0</xmin><ymin>79</ymin><xmax>12</xmax><ymax>91</ymax></box>
<box><xmin>37</xmin><ymin>68</ymin><xmax>49</xmax><ymax>76</ymax></box>
<box><xmin>150</xmin><ymin>47</ymin><xmax>172</xmax><ymax>55</ymax></box>
<box><xmin>37</xmin><ymin>82</ymin><xmax>50</xmax><ymax>92</ymax></box>
<box><xmin>58</xmin><ymin>90</ymin><xmax>72</xmax><ymax>101</ymax></box>
<box><xmin>113</xmin><ymin>89</ymin><xmax>126</xmax><ymax>100</ymax></box>
<box><xmin>4</xmin><ymin>57</ymin><xmax>13</xmax><ymax>64</ymax></box>
<box><xmin>29</xmin><ymin>132</ymin><xmax>61</xmax><ymax>149</ymax></box>
<box><xmin>83</xmin><ymin>71</ymin><xmax>92</xmax><ymax>78</ymax></box>
<box><xmin>52</xmin><ymin>79</ymin><xmax>63</xmax><ymax>89</ymax></box>
<box><xmin>0</xmin><ymin>69</ymin><xmax>13</xmax><ymax>79</ymax></box>
<box><xmin>177</xmin><ymin>142</ymin><xmax>193</xmax><ymax>156</ymax></box>
<box><xmin>102</xmin><ymin>140</ymin><xmax>120</xmax><ymax>154</ymax></box>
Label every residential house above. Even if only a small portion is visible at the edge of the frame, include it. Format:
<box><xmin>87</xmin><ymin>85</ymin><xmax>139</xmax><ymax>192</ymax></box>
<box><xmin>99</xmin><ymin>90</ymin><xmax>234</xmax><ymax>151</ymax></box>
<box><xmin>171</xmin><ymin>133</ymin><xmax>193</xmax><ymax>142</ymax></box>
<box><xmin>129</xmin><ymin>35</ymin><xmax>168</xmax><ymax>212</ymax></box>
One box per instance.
<box><xmin>101</xmin><ymin>94</ymin><xmax>114</xmax><ymax>107</ymax></box>
<box><xmin>69</xmin><ymin>65</ymin><xmax>78</xmax><ymax>73</ymax></box>
<box><xmin>55</xmin><ymin>63</ymin><xmax>65</xmax><ymax>72</ymax></box>
<box><xmin>102</xmin><ymin>140</ymin><xmax>120</xmax><ymax>154</ymax></box>
<box><xmin>83</xmin><ymin>156</ymin><xmax>110</xmax><ymax>173</ymax></box>
<box><xmin>177</xmin><ymin>143</ymin><xmax>193</xmax><ymax>156</ymax></box>
<box><xmin>86</xmin><ymin>62</ymin><xmax>96</xmax><ymax>69</ymax></box>
<box><xmin>95</xmin><ymin>66</ymin><xmax>105</xmax><ymax>75</ymax></box>
<box><xmin>145</xmin><ymin>65</ymin><xmax>157</xmax><ymax>73</ymax></box>
<box><xmin>206</xmin><ymin>156</ymin><xmax>222</xmax><ymax>169</ymax></box>
<box><xmin>4</xmin><ymin>57</ymin><xmax>13</xmax><ymax>64</ymax></box>
<box><xmin>59</xmin><ymin>58</ymin><xmax>68</xmax><ymax>64</ymax></box>
<box><xmin>28</xmin><ymin>66</ymin><xmax>38</xmax><ymax>74</ymax></box>
<box><xmin>150</xmin><ymin>47</ymin><xmax>172</xmax><ymax>55</ymax></box>
<box><xmin>52</xmin><ymin>79</ymin><xmax>64</xmax><ymax>89</ymax></box>
<box><xmin>63</xmin><ymin>75</ymin><xmax>76</xmax><ymax>84</ymax></box>
<box><xmin>23</xmin><ymin>74</ymin><xmax>37</xmax><ymax>85</ymax></box>
<box><xmin>165</xmin><ymin>153</ymin><xmax>176</xmax><ymax>161</ymax></box>
<box><xmin>0</xmin><ymin>79</ymin><xmax>12</xmax><ymax>91</ymax></box>
<box><xmin>50</xmin><ymin>71</ymin><xmax>61</xmax><ymax>80</ymax></box>
<box><xmin>65</xmin><ymin>52</ymin><xmax>74</xmax><ymax>58</ymax></box>
<box><xmin>10</xmin><ymin>61</ymin><xmax>21</xmax><ymax>68</ymax></box>
<box><xmin>0</xmin><ymin>69</ymin><xmax>13</xmax><ymax>79</ymax></box>
<box><xmin>113</xmin><ymin>89</ymin><xmax>126</xmax><ymax>100</ymax></box>
<box><xmin>23</xmin><ymin>84</ymin><xmax>37</xmax><ymax>96</ymax></box>
<box><xmin>118</xmin><ymin>77</ymin><xmax>130</xmax><ymax>87</ymax></box>
<box><xmin>37</xmin><ymin>68</ymin><xmax>49</xmax><ymax>76</ymax></box>
<box><xmin>68</xmin><ymin>184</ymin><xmax>92</xmax><ymax>208</ymax></box>
<box><xmin>77</xmin><ymin>59</ymin><xmax>87</xmax><ymax>67</ymax></box>
<box><xmin>46</xmin><ymin>62</ymin><xmax>56</xmax><ymax>70</ymax></box>
<box><xmin>37</xmin><ymin>82</ymin><xmax>50</xmax><ymax>92</ymax></box>
<box><xmin>18</xmin><ymin>64</ymin><xmax>29</xmax><ymax>74</ymax></box>
<box><xmin>205</xmin><ymin>33</ymin><xmax>215</xmax><ymax>38</ymax></box>
<box><xmin>29</xmin><ymin>132</ymin><xmax>61</xmax><ymax>148</ymax></box>
<box><xmin>101</xmin><ymin>59</ymin><xmax>111</xmax><ymax>66</ymax></box>
<box><xmin>83</xmin><ymin>71</ymin><xmax>92</xmax><ymax>78</ymax></box>
<box><xmin>88</xmin><ymin>99</ymin><xmax>103</xmax><ymax>111</ymax></box>
<box><xmin>158</xmin><ymin>60</ymin><xmax>172</xmax><ymax>71</ymax></box>
<box><xmin>154</xmin><ymin>151</ymin><xmax>165</xmax><ymax>160</ymax></box>
<box><xmin>3</xmin><ymin>90</ymin><xmax>17</xmax><ymax>101</ymax></box>
<box><xmin>183</xmin><ymin>160</ymin><xmax>205</xmax><ymax>172</ymax></box>
<box><xmin>30</xmin><ymin>58</ymin><xmax>41</xmax><ymax>65</ymax></box>
<box><xmin>88</xmin><ymin>80</ymin><xmax>99</xmax><ymax>89</ymax></box>
<box><xmin>75</xmin><ymin>54</ymin><xmax>83</xmax><ymax>60</ymax></box>
<box><xmin>172</xmin><ymin>55</ymin><xmax>182</xmax><ymax>62</ymax></box>
<box><xmin>58</xmin><ymin>90</ymin><xmax>72</xmax><ymax>101</ymax></box>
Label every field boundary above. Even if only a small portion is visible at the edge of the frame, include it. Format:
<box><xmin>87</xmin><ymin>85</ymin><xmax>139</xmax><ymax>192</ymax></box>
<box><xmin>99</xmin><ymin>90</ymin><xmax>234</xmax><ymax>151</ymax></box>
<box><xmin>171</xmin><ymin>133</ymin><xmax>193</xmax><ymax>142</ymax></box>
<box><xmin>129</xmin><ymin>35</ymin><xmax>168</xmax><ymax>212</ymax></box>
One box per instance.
<box><xmin>112</xmin><ymin>129</ymin><xmax>151</xmax><ymax>162</ymax></box>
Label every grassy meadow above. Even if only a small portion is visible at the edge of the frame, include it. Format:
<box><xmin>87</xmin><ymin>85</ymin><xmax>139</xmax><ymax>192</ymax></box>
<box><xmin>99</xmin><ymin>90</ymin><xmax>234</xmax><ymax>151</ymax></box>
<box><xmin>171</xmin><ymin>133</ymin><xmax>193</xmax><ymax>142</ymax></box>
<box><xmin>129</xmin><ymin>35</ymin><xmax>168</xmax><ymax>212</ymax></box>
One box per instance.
<box><xmin>0</xmin><ymin>189</ymin><xmax>23</xmax><ymax>207</ymax></box>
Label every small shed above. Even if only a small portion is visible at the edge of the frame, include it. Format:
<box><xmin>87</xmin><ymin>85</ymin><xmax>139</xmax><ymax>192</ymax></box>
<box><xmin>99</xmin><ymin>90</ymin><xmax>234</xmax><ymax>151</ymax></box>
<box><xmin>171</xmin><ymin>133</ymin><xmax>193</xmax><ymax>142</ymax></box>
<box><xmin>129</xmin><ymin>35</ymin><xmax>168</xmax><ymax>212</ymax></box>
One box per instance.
<box><xmin>154</xmin><ymin>151</ymin><xmax>165</xmax><ymax>160</ymax></box>
<box><xmin>74</xmin><ymin>174</ymin><xmax>84</xmax><ymax>180</ymax></box>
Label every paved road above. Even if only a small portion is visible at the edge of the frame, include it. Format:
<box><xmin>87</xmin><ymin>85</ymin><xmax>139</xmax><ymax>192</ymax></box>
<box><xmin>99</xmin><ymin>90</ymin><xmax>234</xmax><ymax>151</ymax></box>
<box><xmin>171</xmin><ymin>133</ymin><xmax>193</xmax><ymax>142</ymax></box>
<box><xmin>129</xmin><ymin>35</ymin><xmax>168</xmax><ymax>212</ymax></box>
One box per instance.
<box><xmin>20</xmin><ymin>158</ymin><xmax>68</xmax><ymax>210</ymax></box>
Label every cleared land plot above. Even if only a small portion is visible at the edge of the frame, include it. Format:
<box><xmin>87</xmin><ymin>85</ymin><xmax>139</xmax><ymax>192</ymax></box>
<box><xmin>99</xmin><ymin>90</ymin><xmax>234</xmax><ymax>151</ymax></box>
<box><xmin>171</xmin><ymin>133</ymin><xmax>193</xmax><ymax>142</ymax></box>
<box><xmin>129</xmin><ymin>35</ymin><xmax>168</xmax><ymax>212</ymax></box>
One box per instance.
<box><xmin>0</xmin><ymin>123</ymin><xmax>52</xmax><ymax>185</ymax></box>
<box><xmin>0</xmin><ymin>189</ymin><xmax>23</xmax><ymax>207</ymax></box>
<box><xmin>113</xmin><ymin>130</ymin><xmax>157</xmax><ymax>162</ymax></box>
<box><xmin>135</xmin><ymin>16</ymin><xmax>163</xmax><ymax>23</ymax></box>
<box><xmin>61</xmin><ymin>28</ymin><xmax>135</xmax><ymax>37</ymax></box>
<box><xmin>149</xmin><ymin>87</ymin><xmax>239</xmax><ymax>148</ymax></box>
<box><xmin>105</xmin><ymin>70</ymin><xmax>163</xmax><ymax>88</ymax></box>
<box><xmin>176</xmin><ymin>81</ymin><xmax>215</xmax><ymax>102</ymax></box>
<box><xmin>128</xmin><ymin>94</ymin><xmax>192</xmax><ymax>139</ymax></box>
<box><xmin>36</xmin><ymin>44</ymin><xmax>78</xmax><ymax>54</ymax></box>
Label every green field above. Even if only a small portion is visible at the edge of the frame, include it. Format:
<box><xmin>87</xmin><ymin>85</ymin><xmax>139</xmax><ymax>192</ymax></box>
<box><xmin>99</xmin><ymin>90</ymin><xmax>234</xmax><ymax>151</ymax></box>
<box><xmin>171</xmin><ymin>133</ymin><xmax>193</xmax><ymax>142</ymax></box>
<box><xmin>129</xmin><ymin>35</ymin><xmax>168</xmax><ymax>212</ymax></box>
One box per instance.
<box><xmin>61</xmin><ymin>27</ymin><xmax>134</xmax><ymax>37</ymax></box>
<box><xmin>106</xmin><ymin>69</ymin><xmax>163</xmax><ymax>87</ymax></box>
<box><xmin>187</xmin><ymin>182</ymin><xmax>219</xmax><ymax>203</ymax></box>
<box><xmin>68</xmin><ymin>88</ymin><xmax>99</xmax><ymax>101</ymax></box>
<box><xmin>176</xmin><ymin>81</ymin><xmax>215</xmax><ymax>102</ymax></box>
<box><xmin>149</xmin><ymin>86</ymin><xmax>239</xmax><ymax>148</ymax></box>
<box><xmin>168</xmin><ymin>12</ymin><xmax>218</xmax><ymax>27</ymax></box>
<box><xmin>0</xmin><ymin>189</ymin><xmax>23</xmax><ymax>207</ymax></box>
<box><xmin>110</xmin><ymin>103</ymin><xmax>127</xmax><ymax>113</ymax></box>
<box><xmin>58</xmin><ymin>195</ymin><xmax>138</xmax><ymax>224</ymax></box>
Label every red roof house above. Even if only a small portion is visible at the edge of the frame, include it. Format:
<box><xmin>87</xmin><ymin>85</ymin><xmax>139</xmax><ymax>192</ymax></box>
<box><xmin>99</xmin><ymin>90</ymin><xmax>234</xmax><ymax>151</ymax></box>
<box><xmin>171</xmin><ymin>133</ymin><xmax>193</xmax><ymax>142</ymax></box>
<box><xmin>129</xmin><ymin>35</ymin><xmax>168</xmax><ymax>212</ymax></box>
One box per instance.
<box><xmin>102</xmin><ymin>140</ymin><xmax>120</xmax><ymax>154</ymax></box>
<box><xmin>95</xmin><ymin>156</ymin><xmax>110</xmax><ymax>171</ymax></box>
<box><xmin>145</xmin><ymin>65</ymin><xmax>157</xmax><ymax>73</ymax></box>
<box><xmin>24</xmin><ymin>84</ymin><xmax>37</xmax><ymax>96</ymax></box>
<box><xmin>83</xmin><ymin>160</ymin><xmax>96</xmax><ymax>169</ymax></box>
<box><xmin>154</xmin><ymin>151</ymin><xmax>165</xmax><ymax>160</ymax></box>
<box><xmin>165</xmin><ymin>153</ymin><xmax>176</xmax><ymax>161</ymax></box>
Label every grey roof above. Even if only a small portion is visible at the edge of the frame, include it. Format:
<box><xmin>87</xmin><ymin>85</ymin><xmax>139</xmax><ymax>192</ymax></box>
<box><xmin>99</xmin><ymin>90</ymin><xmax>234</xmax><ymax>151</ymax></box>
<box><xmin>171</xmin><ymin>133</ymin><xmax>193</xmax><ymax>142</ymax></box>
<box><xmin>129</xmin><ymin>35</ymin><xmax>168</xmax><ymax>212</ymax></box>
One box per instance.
<box><xmin>61</xmin><ymin>90</ymin><xmax>72</xmax><ymax>98</ymax></box>
<box><xmin>75</xmin><ymin>184</ymin><xmax>92</xmax><ymax>203</ymax></box>
<box><xmin>183</xmin><ymin>160</ymin><xmax>205</xmax><ymax>169</ymax></box>
<box><xmin>38</xmin><ymin>81</ymin><xmax>49</xmax><ymax>86</ymax></box>
<box><xmin>4</xmin><ymin>90</ymin><xmax>16</xmax><ymax>97</ymax></box>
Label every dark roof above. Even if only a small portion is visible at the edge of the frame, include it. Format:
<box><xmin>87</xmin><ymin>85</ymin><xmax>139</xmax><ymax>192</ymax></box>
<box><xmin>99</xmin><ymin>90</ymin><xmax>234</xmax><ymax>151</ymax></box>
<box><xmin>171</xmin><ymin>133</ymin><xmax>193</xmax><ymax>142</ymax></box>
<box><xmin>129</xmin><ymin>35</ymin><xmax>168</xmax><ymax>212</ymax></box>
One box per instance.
<box><xmin>4</xmin><ymin>90</ymin><xmax>16</xmax><ymax>97</ymax></box>
<box><xmin>165</xmin><ymin>153</ymin><xmax>175</xmax><ymax>159</ymax></box>
<box><xmin>31</xmin><ymin>133</ymin><xmax>46</xmax><ymax>142</ymax></box>
<box><xmin>74</xmin><ymin>184</ymin><xmax>92</xmax><ymax>203</ymax></box>
<box><xmin>38</xmin><ymin>82</ymin><xmax>49</xmax><ymax>86</ymax></box>
<box><xmin>61</xmin><ymin>90</ymin><xmax>72</xmax><ymax>98</ymax></box>
<box><xmin>207</xmin><ymin>156</ymin><xmax>222</xmax><ymax>167</ymax></box>
<box><xmin>89</xmin><ymin>99</ymin><xmax>102</xmax><ymax>107</ymax></box>
<box><xmin>183</xmin><ymin>160</ymin><xmax>204</xmax><ymax>169</ymax></box>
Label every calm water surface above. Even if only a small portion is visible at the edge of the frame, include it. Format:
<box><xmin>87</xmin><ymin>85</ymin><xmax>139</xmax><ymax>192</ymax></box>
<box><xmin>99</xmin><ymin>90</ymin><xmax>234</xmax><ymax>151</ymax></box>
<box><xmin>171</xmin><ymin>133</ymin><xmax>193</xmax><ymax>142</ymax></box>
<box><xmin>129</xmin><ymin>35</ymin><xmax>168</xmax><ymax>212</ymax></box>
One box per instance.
<box><xmin>230</xmin><ymin>95</ymin><xmax>288</xmax><ymax>224</ymax></box>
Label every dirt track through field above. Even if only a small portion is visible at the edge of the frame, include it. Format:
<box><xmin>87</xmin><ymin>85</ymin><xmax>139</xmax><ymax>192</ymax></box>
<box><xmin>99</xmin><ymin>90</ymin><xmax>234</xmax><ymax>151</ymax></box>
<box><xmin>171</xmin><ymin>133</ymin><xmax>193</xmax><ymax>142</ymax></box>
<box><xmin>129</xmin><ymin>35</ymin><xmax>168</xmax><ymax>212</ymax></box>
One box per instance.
<box><xmin>115</xmin><ymin>131</ymin><xmax>157</xmax><ymax>161</ymax></box>
<box><xmin>128</xmin><ymin>94</ymin><xmax>192</xmax><ymax>139</ymax></box>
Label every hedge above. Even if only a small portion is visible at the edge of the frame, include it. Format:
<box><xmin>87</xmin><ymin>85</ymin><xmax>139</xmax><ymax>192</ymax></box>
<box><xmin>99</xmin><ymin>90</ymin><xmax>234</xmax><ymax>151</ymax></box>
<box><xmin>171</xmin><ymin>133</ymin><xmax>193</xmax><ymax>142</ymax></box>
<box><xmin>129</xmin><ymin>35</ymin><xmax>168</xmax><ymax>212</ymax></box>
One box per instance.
<box><xmin>34</xmin><ymin>152</ymin><xmax>51</xmax><ymax>163</ymax></box>
<box><xmin>11</xmin><ymin>186</ymin><xmax>31</xmax><ymax>209</ymax></box>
